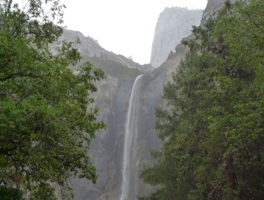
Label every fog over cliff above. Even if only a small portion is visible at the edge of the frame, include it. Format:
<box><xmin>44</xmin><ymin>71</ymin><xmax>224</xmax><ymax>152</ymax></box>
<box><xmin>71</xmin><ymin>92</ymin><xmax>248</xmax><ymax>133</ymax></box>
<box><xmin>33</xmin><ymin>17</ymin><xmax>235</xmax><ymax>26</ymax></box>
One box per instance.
<box><xmin>150</xmin><ymin>7</ymin><xmax>203</xmax><ymax>68</ymax></box>
<box><xmin>54</xmin><ymin>1</ymin><xmax>232</xmax><ymax>199</ymax></box>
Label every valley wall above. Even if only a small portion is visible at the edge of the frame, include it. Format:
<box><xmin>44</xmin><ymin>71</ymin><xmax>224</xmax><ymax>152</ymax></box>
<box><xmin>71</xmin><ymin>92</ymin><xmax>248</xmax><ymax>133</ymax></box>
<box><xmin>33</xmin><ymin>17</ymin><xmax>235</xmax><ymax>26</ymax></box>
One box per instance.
<box><xmin>59</xmin><ymin>1</ymin><xmax>232</xmax><ymax>199</ymax></box>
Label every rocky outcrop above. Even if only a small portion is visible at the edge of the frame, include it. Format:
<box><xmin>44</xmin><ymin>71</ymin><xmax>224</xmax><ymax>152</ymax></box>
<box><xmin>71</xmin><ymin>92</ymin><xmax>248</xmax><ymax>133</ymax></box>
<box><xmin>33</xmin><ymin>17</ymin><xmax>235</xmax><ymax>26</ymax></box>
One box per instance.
<box><xmin>150</xmin><ymin>7</ymin><xmax>203</xmax><ymax>68</ymax></box>
<box><xmin>201</xmin><ymin>0</ymin><xmax>236</xmax><ymax>23</ymax></box>
<box><xmin>60</xmin><ymin>29</ymin><xmax>153</xmax><ymax>72</ymax></box>
<box><xmin>65</xmin><ymin>76</ymin><xmax>134</xmax><ymax>200</ymax></box>
<box><xmin>50</xmin><ymin>26</ymin><xmax>152</xmax><ymax>200</ymax></box>
<box><xmin>57</xmin><ymin>1</ymin><xmax>233</xmax><ymax>199</ymax></box>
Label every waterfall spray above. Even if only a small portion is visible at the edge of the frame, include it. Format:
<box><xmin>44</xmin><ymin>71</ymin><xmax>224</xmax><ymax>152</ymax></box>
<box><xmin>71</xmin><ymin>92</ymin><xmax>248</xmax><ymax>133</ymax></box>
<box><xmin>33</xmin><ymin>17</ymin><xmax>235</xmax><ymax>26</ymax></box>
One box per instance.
<box><xmin>120</xmin><ymin>75</ymin><xmax>143</xmax><ymax>200</ymax></box>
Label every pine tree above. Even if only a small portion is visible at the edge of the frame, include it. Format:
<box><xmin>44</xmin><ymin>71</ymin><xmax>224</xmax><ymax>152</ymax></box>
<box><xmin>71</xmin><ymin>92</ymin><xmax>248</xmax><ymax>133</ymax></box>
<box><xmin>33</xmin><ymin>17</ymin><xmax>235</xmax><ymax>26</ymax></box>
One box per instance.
<box><xmin>140</xmin><ymin>0</ymin><xmax>264</xmax><ymax>199</ymax></box>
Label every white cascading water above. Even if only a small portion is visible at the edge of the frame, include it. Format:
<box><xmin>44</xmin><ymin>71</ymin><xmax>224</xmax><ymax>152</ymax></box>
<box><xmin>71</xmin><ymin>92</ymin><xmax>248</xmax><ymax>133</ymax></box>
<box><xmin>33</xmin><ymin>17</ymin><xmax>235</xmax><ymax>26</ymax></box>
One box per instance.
<box><xmin>120</xmin><ymin>75</ymin><xmax>143</xmax><ymax>200</ymax></box>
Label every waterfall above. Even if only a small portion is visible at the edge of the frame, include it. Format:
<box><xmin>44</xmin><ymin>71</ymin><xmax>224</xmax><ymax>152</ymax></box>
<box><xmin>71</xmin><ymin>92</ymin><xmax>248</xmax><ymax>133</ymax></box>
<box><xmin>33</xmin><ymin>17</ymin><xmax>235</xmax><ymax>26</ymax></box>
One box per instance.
<box><xmin>120</xmin><ymin>75</ymin><xmax>143</xmax><ymax>200</ymax></box>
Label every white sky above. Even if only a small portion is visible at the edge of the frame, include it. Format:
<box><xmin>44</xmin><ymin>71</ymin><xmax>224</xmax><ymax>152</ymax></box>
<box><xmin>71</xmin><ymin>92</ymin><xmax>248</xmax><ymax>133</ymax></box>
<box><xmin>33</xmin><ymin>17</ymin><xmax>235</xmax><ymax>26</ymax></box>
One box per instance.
<box><xmin>61</xmin><ymin>0</ymin><xmax>208</xmax><ymax>64</ymax></box>
<box><xmin>21</xmin><ymin>0</ymin><xmax>208</xmax><ymax>64</ymax></box>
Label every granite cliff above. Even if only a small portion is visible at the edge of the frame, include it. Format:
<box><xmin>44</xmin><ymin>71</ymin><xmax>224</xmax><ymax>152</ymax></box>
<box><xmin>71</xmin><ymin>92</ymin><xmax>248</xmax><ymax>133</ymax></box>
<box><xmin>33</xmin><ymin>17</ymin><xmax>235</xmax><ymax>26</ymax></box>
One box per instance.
<box><xmin>57</xmin><ymin>1</ymin><xmax>232</xmax><ymax>199</ymax></box>
<box><xmin>201</xmin><ymin>0</ymin><xmax>236</xmax><ymax>23</ymax></box>
<box><xmin>150</xmin><ymin>7</ymin><xmax>203</xmax><ymax>68</ymax></box>
<box><xmin>60</xmin><ymin>29</ymin><xmax>153</xmax><ymax>72</ymax></box>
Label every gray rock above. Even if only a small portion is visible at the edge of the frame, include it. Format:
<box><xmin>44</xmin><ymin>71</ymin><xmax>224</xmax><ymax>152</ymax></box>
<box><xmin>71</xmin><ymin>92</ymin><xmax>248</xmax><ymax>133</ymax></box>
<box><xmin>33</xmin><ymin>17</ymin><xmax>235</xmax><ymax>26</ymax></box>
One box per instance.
<box><xmin>55</xmin><ymin>1</ymin><xmax>234</xmax><ymax>199</ymax></box>
<box><xmin>201</xmin><ymin>0</ymin><xmax>236</xmax><ymax>23</ymax></box>
<box><xmin>150</xmin><ymin>7</ymin><xmax>203</xmax><ymax>68</ymax></box>
<box><xmin>59</xmin><ymin>29</ymin><xmax>153</xmax><ymax>72</ymax></box>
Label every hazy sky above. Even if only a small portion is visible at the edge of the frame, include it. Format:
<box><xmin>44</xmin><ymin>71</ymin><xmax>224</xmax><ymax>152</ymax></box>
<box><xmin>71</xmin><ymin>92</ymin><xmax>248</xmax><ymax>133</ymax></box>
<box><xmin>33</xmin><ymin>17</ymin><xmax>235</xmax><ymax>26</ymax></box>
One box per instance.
<box><xmin>60</xmin><ymin>0</ymin><xmax>208</xmax><ymax>64</ymax></box>
<box><xmin>27</xmin><ymin>0</ymin><xmax>208</xmax><ymax>64</ymax></box>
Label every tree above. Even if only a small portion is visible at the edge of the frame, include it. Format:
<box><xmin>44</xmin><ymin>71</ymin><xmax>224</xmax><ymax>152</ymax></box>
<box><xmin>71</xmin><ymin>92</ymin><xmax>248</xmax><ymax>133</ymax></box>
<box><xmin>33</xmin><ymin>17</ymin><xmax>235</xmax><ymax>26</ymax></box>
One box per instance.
<box><xmin>1</xmin><ymin>0</ymin><xmax>105</xmax><ymax>199</ymax></box>
<box><xmin>140</xmin><ymin>0</ymin><xmax>264</xmax><ymax>199</ymax></box>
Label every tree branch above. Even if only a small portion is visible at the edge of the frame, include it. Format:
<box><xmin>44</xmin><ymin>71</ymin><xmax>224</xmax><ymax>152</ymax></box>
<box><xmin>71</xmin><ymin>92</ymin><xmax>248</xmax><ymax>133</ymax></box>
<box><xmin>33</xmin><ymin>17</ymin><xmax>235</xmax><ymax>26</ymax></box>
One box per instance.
<box><xmin>208</xmin><ymin>182</ymin><xmax>224</xmax><ymax>196</ymax></box>
<box><xmin>244</xmin><ymin>10</ymin><xmax>264</xmax><ymax>35</ymax></box>
<box><xmin>1</xmin><ymin>72</ymin><xmax>51</xmax><ymax>81</ymax></box>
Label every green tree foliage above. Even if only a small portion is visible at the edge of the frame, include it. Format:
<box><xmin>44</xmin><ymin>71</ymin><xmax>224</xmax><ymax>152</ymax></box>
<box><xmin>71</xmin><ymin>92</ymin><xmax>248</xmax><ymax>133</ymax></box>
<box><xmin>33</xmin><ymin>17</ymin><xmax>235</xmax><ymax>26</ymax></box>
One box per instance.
<box><xmin>0</xmin><ymin>1</ymin><xmax>105</xmax><ymax>199</ymax></box>
<box><xmin>139</xmin><ymin>0</ymin><xmax>264</xmax><ymax>199</ymax></box>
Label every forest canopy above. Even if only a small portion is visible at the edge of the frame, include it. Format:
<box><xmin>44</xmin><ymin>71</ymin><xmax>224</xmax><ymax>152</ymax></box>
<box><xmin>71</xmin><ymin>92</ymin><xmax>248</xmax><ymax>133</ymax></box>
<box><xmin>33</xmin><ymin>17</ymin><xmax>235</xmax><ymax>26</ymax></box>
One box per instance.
<box><xmin>0</xmin><ymin>0</ymin><xmax>105</xmax><ymax>199</ymax></box>
<box><xmin>140</xmin><ymin>0</ymin><xmax>264</xmax><ymax>199</ymax></box>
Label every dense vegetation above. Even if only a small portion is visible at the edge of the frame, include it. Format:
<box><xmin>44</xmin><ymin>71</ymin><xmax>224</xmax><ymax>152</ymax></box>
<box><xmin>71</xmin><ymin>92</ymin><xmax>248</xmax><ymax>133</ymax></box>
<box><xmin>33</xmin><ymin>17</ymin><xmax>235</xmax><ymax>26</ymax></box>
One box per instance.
<box><xmin>140</xmin><ymin>0</ymin><xmax>264</xmax><ymax>199</ymax></box>
<box><xmin>1</xmin><ymin>0</ymin><xmax>105</xmax><ymax>199</ymax></box>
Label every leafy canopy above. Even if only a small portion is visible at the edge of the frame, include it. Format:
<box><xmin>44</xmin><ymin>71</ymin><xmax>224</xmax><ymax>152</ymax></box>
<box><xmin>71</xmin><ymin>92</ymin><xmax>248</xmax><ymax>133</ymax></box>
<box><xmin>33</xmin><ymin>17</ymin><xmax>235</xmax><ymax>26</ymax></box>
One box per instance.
<box><xmin>140</xmin><ymin>0</ymin><xmax>264</xmax><ymax>199</ymax></box>
<box><xmin>0</xmin><ymin>0</ymin><xmax>105</xmax><ymax>199</ymax></box>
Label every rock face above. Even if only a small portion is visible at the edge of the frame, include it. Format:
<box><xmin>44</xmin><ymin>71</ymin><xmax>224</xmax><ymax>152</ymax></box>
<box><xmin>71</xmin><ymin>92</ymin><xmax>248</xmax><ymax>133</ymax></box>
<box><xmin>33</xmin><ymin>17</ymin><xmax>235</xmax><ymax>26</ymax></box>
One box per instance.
<box><xmin>56</xmin><ymin>1</ymin><xmax>233</xmax><ymax>199</ymax></box>
<box><xmin>150</xmin><ymin>7</ymin><xmax>203</xmax><ymax>68</ymax></box>
<box><xmin>201</xmin><ymin>0</ymin><xmax>236</xmax><ymax>23</ymax></box>
<box><xmin>49</xmin><ymin>27</ymin><xmax>153</xmax><ymax>200</ymax></box>
<box><xmin>75</xmin><ymin>44</ymin><xmax>190</xmax><ymax>200</ymax></box>
<box><xmin>60</xmin><ymin>29</ymin><xmax>153</xmax><ymax>72</ymax></box>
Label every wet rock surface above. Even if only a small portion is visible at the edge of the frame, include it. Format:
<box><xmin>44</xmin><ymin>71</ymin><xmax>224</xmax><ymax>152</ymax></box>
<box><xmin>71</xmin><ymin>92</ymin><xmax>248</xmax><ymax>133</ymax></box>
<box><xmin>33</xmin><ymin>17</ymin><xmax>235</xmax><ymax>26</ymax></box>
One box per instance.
<box><xmin>58</xmin><ymin>1</ymin><xmax>231</xmax><ymax>199</ymax></box>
